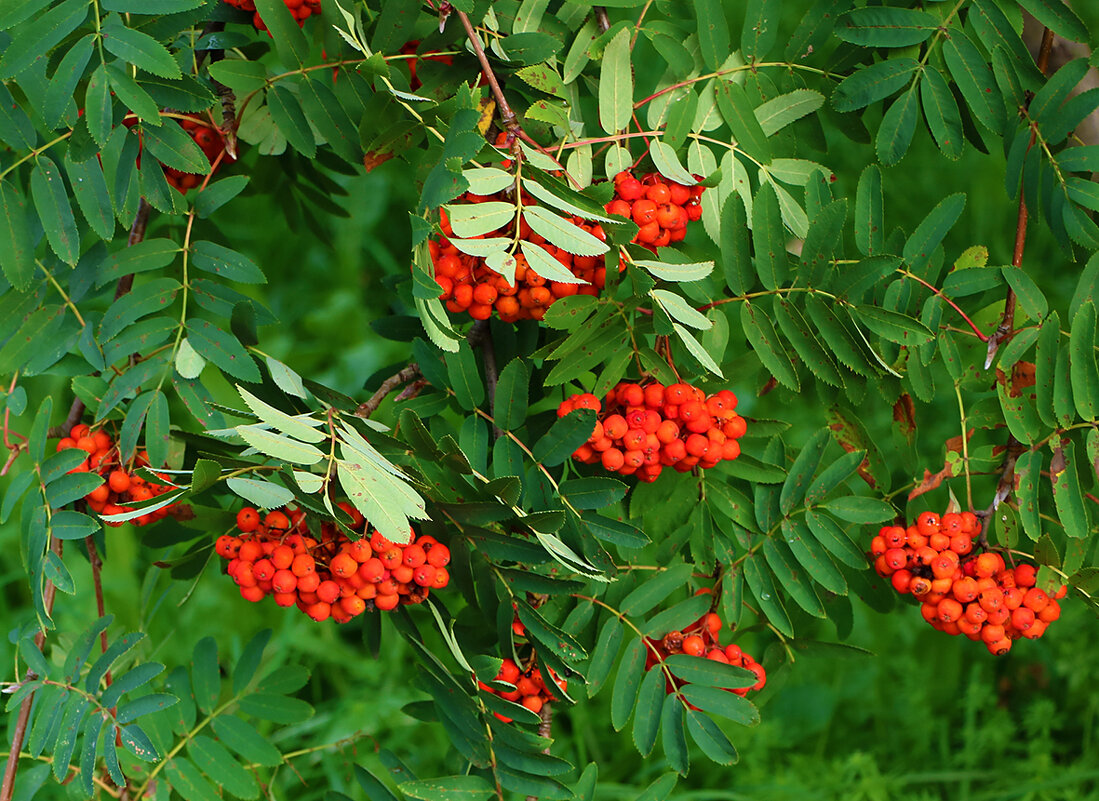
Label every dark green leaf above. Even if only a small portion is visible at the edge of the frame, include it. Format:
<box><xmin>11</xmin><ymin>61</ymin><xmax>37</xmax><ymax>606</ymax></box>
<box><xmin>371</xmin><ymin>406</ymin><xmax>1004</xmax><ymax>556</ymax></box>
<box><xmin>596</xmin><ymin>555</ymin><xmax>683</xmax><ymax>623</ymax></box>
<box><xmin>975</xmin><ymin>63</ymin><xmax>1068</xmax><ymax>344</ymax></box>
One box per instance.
<box><xmin>611</xmin><ymin>638</ymin><xmax>645</xmax><ymax>731</ymax></box>
<box><xmin>30</xmin><ymin>156</ymin><xmax>79</xmax><ymax>265</ymax></box>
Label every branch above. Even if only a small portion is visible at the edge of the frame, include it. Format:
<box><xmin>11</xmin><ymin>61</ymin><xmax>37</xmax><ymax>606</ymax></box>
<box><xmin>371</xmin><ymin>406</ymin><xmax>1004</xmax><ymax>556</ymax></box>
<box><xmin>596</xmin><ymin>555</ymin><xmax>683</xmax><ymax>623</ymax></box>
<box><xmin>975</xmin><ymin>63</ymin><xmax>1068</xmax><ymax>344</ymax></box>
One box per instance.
<box><xmin>524</xmin><ymin>705</ymin><xmax>553</xmax><ymax>801</ymax></box>
<box><xmin>455</xmin><ymin>11</ymin><xmax>550</xmax><ymax>159</ymax></box>
<box><xmin>114</xmin><ymin>200</ymin><xmax>152</xmax><ymax>300</ymax></box>
<box><xmin>985</xmin><ymin>27</ymin><xmax>1056</xmax><ymax>368</ymax></box>
<box><xmin>353</xmin><ymin>365</ymin><xmax>423</xmax><ymax>418</ymax></box>
<box><xmin>477</xmin><ymin>327</ymin><xmax>503</xmax><ymax>440</ymax></box>
<box><xmin>975</xmin><ymin>435</ymin><xmax>1026</xmax><ymax>548</ymax></box>
<box><xmin>593</xmin><ymin>7</ymin><xmax>610</xmax><ymax>32</ymax></box>
<box><xmin>1</xmin><ymin>538</ymin><xmax>62</xmax><ymax>801</ymax></box>
<box><xmin>192</xmin><ymin>20</ymin><xmax>226</xmax><ymax>72</ymax></box>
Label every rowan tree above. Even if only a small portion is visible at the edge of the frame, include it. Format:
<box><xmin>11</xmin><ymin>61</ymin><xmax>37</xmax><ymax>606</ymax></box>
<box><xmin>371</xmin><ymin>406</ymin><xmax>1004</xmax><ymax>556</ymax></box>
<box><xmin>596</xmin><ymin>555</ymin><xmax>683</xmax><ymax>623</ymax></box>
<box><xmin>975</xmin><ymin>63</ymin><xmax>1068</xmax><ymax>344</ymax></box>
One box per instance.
<box><xmin>1</xmin><ymin>0</ymin><xmax>1098</xmax><ymax>799</ymax></box>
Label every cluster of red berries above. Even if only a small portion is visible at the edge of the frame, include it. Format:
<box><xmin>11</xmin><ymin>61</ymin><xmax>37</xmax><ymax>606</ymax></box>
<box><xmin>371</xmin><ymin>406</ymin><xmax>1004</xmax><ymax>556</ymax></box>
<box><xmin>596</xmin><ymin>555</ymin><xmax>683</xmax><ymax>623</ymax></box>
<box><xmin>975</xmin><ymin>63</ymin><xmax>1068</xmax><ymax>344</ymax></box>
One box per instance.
<box><xmin>122</xmin><ymin>114</ymin><xmax>234</xmax><ymax>193</ymax></box>
<box><xmin>221</xmin><ymin>0</ymin><xmax>320</xmax><ymax>29</ymax></box>
<box><xmin>431</xmin><ymin>196</ymin><xmax>607</xmax><ymax>322</ymax></box>
<box><xmin>606</xmin><ymin>171</ymin><xmax>704</xmax><ymax>249</ymax></box>
<box><xmin>558</xmin><ymin>382</ymin><xmax>746</xmax><ymax>482</ymax></box>
<box><xmin>645</xmin><ymin>611</ymin><xmax>766</xmax><ymax>698</ymax></box>
<box><xmin>215</xmin><ymin>504</ymin><xmax>450</xmax><ymax>623</ymax></box>
<box><xmin>56</xmin><ymin>425</ymin><xmax>176</xmax><ymax>527</ymax></box>
<box><xmin>872</xmin><ymin>510</ymin><xmax>1067</xmax><ymax>655</ymax></box>
<box><xmin>478</xmin><ymin>658</ymin><xmax>567</xmax><ymax>722</ymax></box>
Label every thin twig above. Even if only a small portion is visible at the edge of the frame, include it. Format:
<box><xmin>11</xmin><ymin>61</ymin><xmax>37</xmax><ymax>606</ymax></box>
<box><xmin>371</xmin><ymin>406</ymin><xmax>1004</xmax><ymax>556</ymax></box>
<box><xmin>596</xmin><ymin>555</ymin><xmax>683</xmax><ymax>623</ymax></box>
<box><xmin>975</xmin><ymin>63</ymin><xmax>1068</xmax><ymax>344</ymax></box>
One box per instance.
<box><xmin>1</xmin><ymin>539</ymin><xmax>62</xmax><ymax>801</ymax></box>
<box><xmin>353</xmin><ymin>365</ymin><xmax>423</xmax><ymax>418</ymax></box>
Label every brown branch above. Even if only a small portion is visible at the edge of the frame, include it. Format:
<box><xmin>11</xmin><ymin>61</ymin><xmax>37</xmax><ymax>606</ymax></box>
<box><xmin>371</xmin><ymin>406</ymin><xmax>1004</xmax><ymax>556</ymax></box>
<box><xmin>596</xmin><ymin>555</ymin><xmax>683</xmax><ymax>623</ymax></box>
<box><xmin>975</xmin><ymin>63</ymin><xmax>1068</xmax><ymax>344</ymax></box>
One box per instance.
<box><xmin>477</xmin><ymin>328</ymin><xmax>503</xmax><ymax>440</ymax></box>
<box><xmin>524</xmin><ymin>705</ymin><xmax>553</xmax><ymax>801</ymax></box>
<box><xmin>455</xmin><ymin>9</ymin><xmax>565</xmax><ymax>169</ymax></box>
<box><xmin>114</xmin><ymin>200</ymin><xmax>152</xmax><ymax>300</ymax></box>
<box><xmin>985</xmin><ymin>27</ymin><xmax>1056</xmax><ymax>368</ymax></box>
<box><xmin>593</xmin><ymin>7</ymin><xmax>610</xmax><ymax>33</ymax></box>
<box><xmin>85</xmin><ymin>536</ymin><xmax>110</xmax><ymax>684</ymax></box>
<box><xmin>1</xmin><ymin>538</ymin><xmax>62</xmax><ymax>801</ymax></box>
<box><xmin>192</xmin><ymin>20</ymin><xmax>226</xmax><ymax>72</ymax></box>
<box><xmin>45</xmin><ymin>398</ymin><xmax>86</xmax><ymax>441</ymax></box>
<box><xmin>353</xmin><ymin>365</ymin><xmax>423</xmax><ymax>418</ymax></box>
<box><xmin>975</xmin><ymin>435</ymin><xmax>1026</xmax><ymax>548</ymax></box>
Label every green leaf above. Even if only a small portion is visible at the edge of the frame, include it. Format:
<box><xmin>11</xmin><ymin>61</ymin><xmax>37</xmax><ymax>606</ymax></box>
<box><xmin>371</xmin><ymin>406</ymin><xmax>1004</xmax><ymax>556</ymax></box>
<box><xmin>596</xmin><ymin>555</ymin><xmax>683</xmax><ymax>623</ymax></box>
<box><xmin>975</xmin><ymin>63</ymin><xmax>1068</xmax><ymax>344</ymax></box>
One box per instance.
<box><xmin>0</xmin><ymin>306</ymin><xmax>66</xmax><ymax>375</ymax></box>
<box><xmin>238</xmin><ymin>425</ymin><xmax>325</xmax><ymax>465</ymax></box>
<box><xmin>686</xmin><ymin>709</ymin><xmax>739</xmax><ymax>765</ymax></box>
<box><xmin>102</xmin><ymin>24</ymin><xmax>180</xmax><ymax>79</ymax></box>
<box><xmin>1069</xmin><ymin>301</ymin><xmax>1099</xmax><ymax>422</ymax></box>
<box><xmin>1016</xmin><ymin>0</ymin><xmax>1088</xmax><ymax>43</ymax></box>
<box><xmin>84</xmin><ymin>632</ymin><xmax>142</xmax><ymax>695</ymax></box>
<box><xmin>633</xmin><ymin>259</ymin><xmax>713</xmax><ymax>282</ymax></box>
<box><xmin>854</xmin><ymin>306</ymin><xmax>934</xmax><ymax>346</ymax></box>
<box><xmin>598</xmin><ymin>28</ymin><xmax>632</xmax><ymax>134</ymax></box>
<box><xmin>877</xmin><ymin>85</ymin><xmax>919</xmax><ymax>166</ymax></box>
<box><xmin>755</xmin><ymin>89</ymin><xmax>825</xmax><ymax>136</ymax></box>
<box><xmin>833</xmin><ymin>59</ymin><xmax>919</xmax><ymax>113</ymax></box>
<box><xmin>587</xmin><ymin>617</ymin><xmax>624</xmax><ymax>698</ymax></box>
<box><xmin>822</xmin><ymin>496</ymin><xmax>894</xmax><ymax>523</ymax></box>
<box><xmin>399</xmin><ymin>776</ymin><xmax>496</xmax><ymax>801</ymax></box>
<box><xmin>780</xmin><ymin>428</ymin><xmax>830</xmax><ymax>513</ymax></box>
<box><xmin>164</xmin><ymin>757</ymin><xmax>222</xmax><ymax>801</ymax></box>
<box><xmin>752</xmin><ymin>182</ymin><xmax>788</xmax><ymax>289</ymax></box>
<box><xmin>298</xmin><ymin>75</ymin><xmax>361</xmax><ymax>163</ymax></box>
<box><xmin>903</xmin><ymin>192</ymin><xmax>966</xmax><ymax>274</ymax></box>
<box><xmin>254</xmin><ymin>0</ymin><xmax>309</xmax><ymax>65</ymax></box>
<box><xmin>0</xmin><ymin>0</ymin><xmax>88</xmax><ymax>80</ymax></box>
<box><xmin>632</xmin><ymin>666</ymin><xmax>665</xmax><ymax>756</ymax></box>
<box><xmin>743</xmin><ymin>554</ymin><xmax>793</xmax><ymax>637</ymax></box>
<box><xmin>238</xmin><ymin>693</ymin><xmax>314</xmax><ymax>724</ymax></box>
<box><xmin>116</xmin><ymin>694</ymin><xmax>178</xmax><ymax>725</ymax></box>
<box><xmin>560</xmin><ymin>476</ymin><xmax>628</xmax><ymax>510</ymax></box>
<box><xmin>64</xmin><ymin>151</ymin><xmax>115</xmax><ymax>240</ymax></box>
<box><xmin>532</xmin><ymin>408</ymin><xmax>597</xmax><ymax>466</ymax></box>
<box><xmin>0</xmin><ymin>181</ymin><xmax>35</xmax><ymax>289</ymax></box>
<box><xmin>764</xmin><ymin>537</ymin><xmax>826</xmax><ymax>617</ymax></box>
<box><xmin>1050</xmin><ymin>439</ymin><xmax>1090</xmax><ymax>539</ymax></box>
<box><xmin>226</xmin><ymin>476</ymin><xmax>294</xmax><ymax>508</ymax></box>
<box><xmin>99</xmin><ymin>277</ymin><xmax>180</xmax><ymax>341</ymax></box>
<box><xmin>694</xmin><ymin>0</ymin><xmax>731</xmax><ymax>69</ymax></box>
<box><xmin>665</xmin><ymin>655</ymin><xmax>755</xmax><ymax>689</ymax></box>
<box><xmin>782</xmin><ymin>518</ymin><xmax>847</xmax><ymax>595</ymax></box>
<box><xmin>620</xmin><ymin>564</ymin><xmax>694</xmax><ymax>617</ymax></box>
<box><xmin>835</xmin><ymin>7</ymin><xmax>938</xmax><ymax>47</ymax></box>
<box><xmin>660</xmin><ymin>693</ymin><xmax>688</xmax><ymax>775</ymax></box>
<box><xmin>611</xmin><ymin>638</ymin><xmax>645</xmax><ymax>731</ymax></box>
<box><xmin>210</xmin><ymin>716</ymin><xmax>282</xmax><ymax>767</ymax></box>
<box><xmin>741</xmin><ymin>301</ymin><xmax>799</xmax><ymax>390</ymax></box>
<box><xmin>680</xmin><ymin>684</ymin><xmax>759</xmax><ymax>726</ymax></box>
<box><xmin>715</xmin><ymin>80</ymin><xmax>772</xmax><ymax>163</ymax></box>
<box><xmin>186</xmin><ymin>319</ymin><xmax>260</xmax><ymax>382</ymax></box>
<box><xmin>920</xmin><ymin>66</ymin><xmax>964</xmax><ymax>160</ymax></box>
<box><xmin>267</xmin><ymin>85</ymin><xmax>316</xmax><ymax>158</ymax></box>
<box><xmin>721</xmin><ymin>194</ymin><xmax>753</xmax><ymax>294</ymax></box>
<box><xmin>190</xmin><ymin>241</ymin><xmax>266</xmax><ymax>284</ymax></box>
<box><xmin>741</xmin><ymin>0</ymin><xmax>778</xmax><ymax>60</ymax></box>
<box><xmin>523</xmin><ymin>206</ymin><xmax>609</xmax><ymax>256</ymax></box>
<box><xmin>673</xmin><ymin>322</ymin><xmax>724</xmax><ymax>378</ymax></box>
<box><xmin>444</xmin><ymin>342</ymin><xmax>485</xmax><ymax>411</ymax></box>
<box><xmin>493</xmin><ymin>359</ymin><xmax>529</xmax><ymax>430</ymax></box>
<box><xmin>43</xmin><ymin>33</ymin><xmax>94</xmax><ymax>128</ymax></box>
<box><xmin>944</xmin><ymin>32</ymin><xmax>1005</xmax><ymax>134</ymax></box>
<box><xmin>772</xmin><ymin>297</ymin><xmax>842</xmax><ymax>387</ymax></box>
<box><xmin>188</xmin><ymin>735</ymin><xmax>260</xmax><ymax>799</ymax></box>
<box><xmin>142</xmin><ymin>122</ymin><xmax>210</xmax><ymax>176</ymax></box>
<box><xmin>30</xmin><ymin>156</ymin><xmax>79</xmax><ymax>265</ymax></box>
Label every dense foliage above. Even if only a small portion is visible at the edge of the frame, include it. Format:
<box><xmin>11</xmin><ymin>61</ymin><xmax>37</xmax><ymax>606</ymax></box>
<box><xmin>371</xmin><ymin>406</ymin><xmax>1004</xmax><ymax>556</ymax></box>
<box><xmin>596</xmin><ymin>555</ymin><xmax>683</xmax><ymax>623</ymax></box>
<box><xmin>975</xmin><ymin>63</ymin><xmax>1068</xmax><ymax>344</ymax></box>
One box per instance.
<box><xmin>2</xmin><ymin>0</ymin><xmax>1098</xmax><ymax>799</ymax></box>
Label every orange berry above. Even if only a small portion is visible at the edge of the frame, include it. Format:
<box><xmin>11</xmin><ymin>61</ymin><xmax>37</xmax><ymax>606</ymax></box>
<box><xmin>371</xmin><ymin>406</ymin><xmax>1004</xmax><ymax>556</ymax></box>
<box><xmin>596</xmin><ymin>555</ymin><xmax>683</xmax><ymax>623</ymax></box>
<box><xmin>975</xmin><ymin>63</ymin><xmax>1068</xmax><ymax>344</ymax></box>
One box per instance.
<box><xmin>682</xmin><ymin>635</ymin><xmax>705</xmax><ymax>656</ymax></box>
<box><xmin>1023</xmin><ymin>587</ymin><xmax>1050</xmax><ymax>613</ymax></box>
<box><xmin>236</xmin><ymin>507</ymin><xmax>260</xmax><ymax>533</ymax></box>
<box><xmin>916</xmin><ymin>511</ymin><xmax>940</xmax><ymax>537</ymax></box>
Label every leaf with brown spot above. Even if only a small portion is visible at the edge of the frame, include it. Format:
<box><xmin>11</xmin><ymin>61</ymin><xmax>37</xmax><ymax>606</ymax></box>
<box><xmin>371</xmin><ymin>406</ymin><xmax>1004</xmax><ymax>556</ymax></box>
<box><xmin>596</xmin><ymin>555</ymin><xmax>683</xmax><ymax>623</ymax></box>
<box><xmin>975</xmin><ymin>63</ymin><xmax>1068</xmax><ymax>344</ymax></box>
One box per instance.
<box><xmin>825</xmin><ymin>405</ymin><xmax>889</xmax><ymax>491</ymax></box>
